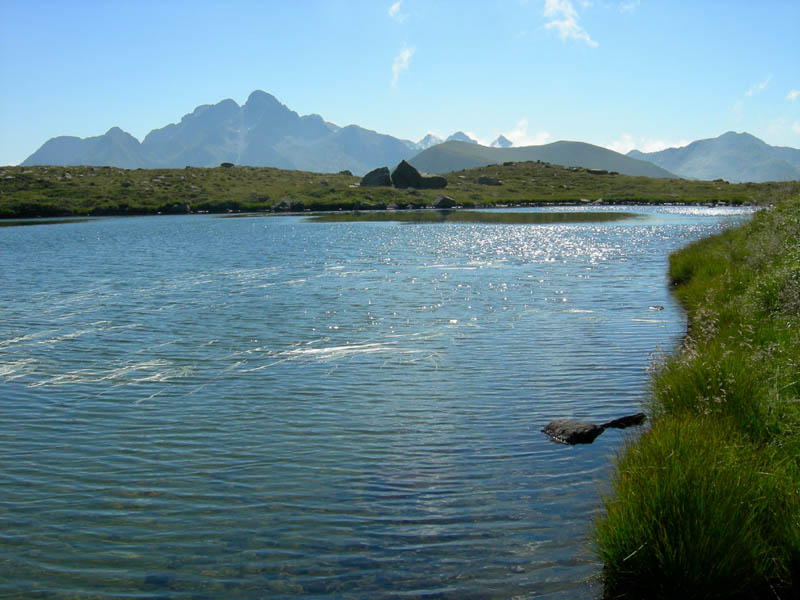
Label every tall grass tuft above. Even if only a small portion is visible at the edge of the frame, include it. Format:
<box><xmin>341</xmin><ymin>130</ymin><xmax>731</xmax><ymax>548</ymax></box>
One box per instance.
<box><xmin>595</xmin><ymin>417</ymin><xmax>799</xmax><ymax>599</ymax></box>
<box><xmin>595</xmin><ymin>195</ymin><xmax>800</xmax><ymax>599</ymax></box>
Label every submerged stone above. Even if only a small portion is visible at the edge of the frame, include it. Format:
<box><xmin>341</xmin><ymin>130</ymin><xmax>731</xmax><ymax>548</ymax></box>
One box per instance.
<box><xmin>541</xmin><ymin>419</ymin><xmax>604</xmax><ymax>444</ymax></box>
<box><xmin>601</xmin><ymin>412</ymin><xmax>647</xmax><ymax>429</ymax></box>
<box><xmin>542</xmin><ymin>413</ymin><xmax>648</xmax><ymax>445</ymax></box>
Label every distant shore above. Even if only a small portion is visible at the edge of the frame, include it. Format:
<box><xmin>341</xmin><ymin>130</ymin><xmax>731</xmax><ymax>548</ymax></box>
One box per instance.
<box><xmin>3</xmin><ymin>163</ymin><xmax>798</xmax><ymax>220</ymax></box>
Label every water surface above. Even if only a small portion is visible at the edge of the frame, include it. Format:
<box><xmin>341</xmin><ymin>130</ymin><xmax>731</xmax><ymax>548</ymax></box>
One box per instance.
<box><xmin>0</xmin><ymin>206</ymin><xmax>752</xmax><ymax>598</ymax></box>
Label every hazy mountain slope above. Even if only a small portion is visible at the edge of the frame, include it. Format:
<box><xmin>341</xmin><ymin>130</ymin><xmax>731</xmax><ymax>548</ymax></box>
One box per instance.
<box><xmin>409</xmin><ymin>140</ymin><xmax>677</xmax><ymax>178</ymax></box>
<box><xmin>628</xmin><ymin>131</ymin><xmax>800</xmax><ymax>182</ymax></box>
<box><xmin>22</xmin><ymin>127</ymin><xmax>148</xmax><ymax>168</ymax></box>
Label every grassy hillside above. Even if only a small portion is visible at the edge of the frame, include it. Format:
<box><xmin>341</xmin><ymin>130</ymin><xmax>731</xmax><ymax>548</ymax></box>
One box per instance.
<box><xmin>594</xmin><ymin>194</ymin><xmax>800</xmax><ymax>598</ymax></box>
<box><xmin>408</xmin><ymin>140</ymin><xmax>678</xmax><ymax>178</ymax></box>
<box><xmin>1</xmin><ymin>161</ymin><xmax>799</xmax><ymax>218</ymax></box>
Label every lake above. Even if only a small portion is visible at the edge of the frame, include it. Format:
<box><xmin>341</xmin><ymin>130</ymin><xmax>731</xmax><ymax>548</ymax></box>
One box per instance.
<box><xmin>0</xmin><ymin>206</ymin><xmax>752</xmax><ymax>598</ymax></box>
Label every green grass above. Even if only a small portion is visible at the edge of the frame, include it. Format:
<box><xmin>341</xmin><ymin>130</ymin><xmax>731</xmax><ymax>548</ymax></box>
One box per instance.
<box><xmin>2</xmin><ymin>162</ymin><xmax>798</xmax><ymax>219</ymax></box>
<box><xmin>594</xmin><ymin>195</ymin><xmax>800</xmax><ymax>599</ymax></box>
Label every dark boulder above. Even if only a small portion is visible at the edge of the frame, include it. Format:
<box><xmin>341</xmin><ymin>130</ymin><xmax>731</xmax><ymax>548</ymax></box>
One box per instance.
<box><xmin>360</xmin><ymin>167</ymin><xmax>392</xmax><ymax>187</ymax></box>
<box><xmin>391</xmin><ymin>160</ymin><xmax>447</xmax><ymax>190</ymax></box>
<box><xmin>391</xmin><ymin>160</ymin><xmax>422</xmax><ymax>189</ymax></box>
<box><xmin>434</xmin><ymin>195</ymin><xmax>456</xmax><ymax>209</ymax></box>
<box><xmin>478</xmin><ymin>176</ymin><xmax>501</xmax><ymax>186</ymax></box>
<box><xmin>419</xmin><ymin>175</ymin><xmax>447</xmax><ymax>189</ymax></box>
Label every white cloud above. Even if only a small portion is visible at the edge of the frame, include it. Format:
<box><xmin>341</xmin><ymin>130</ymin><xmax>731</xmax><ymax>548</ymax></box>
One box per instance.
<box><xmin>388</xmin><ymin>1</ymin><xmax>408</xmax><ymax>23</ymax></box>
<box><xmin>504</xmin><ymin>118</ymin><xmax>551</xmax><ymax>147</ymax></box>
<box><xmin>618</xmin><ymin>0</ymin><xmax>639</xmax><ymax>13</ymax></box>
<box><xmin>732</xmin><ymin>99</ymin><xmax>743</xmax><ymax>123</ymax></box>
<box><xmin>606</xmin><ymin>133</ymin><xmax>690</xmax><ymax>154</ymax></box>
<box><xmin>745</xmin><ymin>74</ymin><xmax>772</xmax><ymax>97</ymax></box>
<box><xmin>788</xmin><ymin>90</ymin><xmax>800</xmax><ymax>102</ymax></box>
<box><xmin>391</xmin><ymin>46</ymin><xmax>414</xmax><ymax>88</ymax></box>
<box><xmin>543</xmin><ymin>0</ymin><xmax>598</xmax><ymax>47</ymax></box>
<box><xmin>793</xmin><ymin>121</ymin><xmax>800</xmax><ymax>135</ymax></box>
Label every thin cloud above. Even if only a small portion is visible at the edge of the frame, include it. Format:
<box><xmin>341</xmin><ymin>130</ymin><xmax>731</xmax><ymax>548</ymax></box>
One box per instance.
<box><xmin>745</xmin><ymin>74</ymin><xmax>772</xmax><ymax>97</ymax></box>
<box><xmin>391</xmin><ymin>46</ymin><xmax>414</xmax><ymax>88</ymax></box>
<box><xmin>504</xmin><ymin>118</ymin><xmax>551</xmax><ymax>147</ymax></box>
<box><xmin>787</xmin><ymin>90</ymin><xmax>800</xmax><ymax>102</ymax></box>
<box><xmin>543</xmin><ymin>0</ymin><xmax>598</xmax><ymax>47</ymax></box>
<box><xmin>607</xmin><ymin>133</ymin><xmax>689</xmax><ymax>155</ymax></box>
<box><xmin>388</xmin><ymin>1</ymin><xmax>408</xmax><ymax>23</ymax></box>
<box><xmin>793</xmin><ymin>121</ymin><xmax>800</xmax><ymax>135</ymax></box>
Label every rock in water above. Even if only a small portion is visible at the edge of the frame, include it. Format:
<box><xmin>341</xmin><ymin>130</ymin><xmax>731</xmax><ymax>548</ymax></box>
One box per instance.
<box><xmin>542</xmin><ymin>412</ymin><xmax>648</xmax><ymax>445</ymax></box>
<box><xmin>360</xmin><ymin>166</ymin><xmax>392</xmax><ymax>187</ymax></box>
<box><xmin>541</xmin><ymin>420</ymin><xmax>605</xmax><ymax>445</ymax></box>
<box><xmin>601</xmin><ymin>413</ymin><xmax>647</xmax><ymax>429</ymax></box>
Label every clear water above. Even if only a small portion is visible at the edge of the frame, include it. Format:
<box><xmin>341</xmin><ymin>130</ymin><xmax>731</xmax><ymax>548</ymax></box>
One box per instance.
<box><xmin>0</xmin><ymin>206</ymin><xmax>752</xmax><ymax>598</ymax></box>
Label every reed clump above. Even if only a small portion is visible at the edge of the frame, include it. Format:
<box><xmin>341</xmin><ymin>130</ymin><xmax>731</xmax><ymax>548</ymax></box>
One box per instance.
<box><xmin>594</xmin><ymin>195</ymin><xmax>800</xmax><ymax>599</ymax></box>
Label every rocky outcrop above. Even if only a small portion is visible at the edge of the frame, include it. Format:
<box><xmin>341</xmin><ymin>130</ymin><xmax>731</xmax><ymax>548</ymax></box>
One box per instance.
<box><xmin>360</xmin><ymin>167</ymin><xmax>392</xmax><ymax>187</ymax></box>
<box><xmin>542</xmin><ymin>412</ymin><xmax>647</xmax><ymax>445</ymax></box>
<box><xmin>478</xmin><ymin>176</ymin><xmax>501</xmax><ymax>186</ymax></box>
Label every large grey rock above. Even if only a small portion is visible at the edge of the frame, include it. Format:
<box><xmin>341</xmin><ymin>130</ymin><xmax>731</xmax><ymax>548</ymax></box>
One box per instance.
<box><xmin>478</xmin><ymin>176</ymin><xmax>501</xmax><ymax>186</ymax></box>
<box><xmin>391</xmin><ymin>160</ymin><xmax>447</xmax><ymax>190</ymax></box>
<box><xmin>391</xmin><ymin>160</ymin><xmax>423</xmax><ymax>189</ymax></box>
<box><xmin>360</xmin><ymin>166</ymin><xmax>392</xmax><ymax>187</ymax></box>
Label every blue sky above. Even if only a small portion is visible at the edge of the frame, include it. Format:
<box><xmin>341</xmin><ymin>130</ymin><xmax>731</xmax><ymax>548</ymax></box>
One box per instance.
<box><xmin>1</xmin><ymin>0</ymin><xmax>798</xmax><ymax>166</ymax></box>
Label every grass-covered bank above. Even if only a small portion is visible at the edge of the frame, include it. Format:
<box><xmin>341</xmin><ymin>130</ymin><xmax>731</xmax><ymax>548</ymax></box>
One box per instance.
<box><xmin>594</xmin><ymin>195</ymin><xmax>800</xmax><ymax>598</ymax></box>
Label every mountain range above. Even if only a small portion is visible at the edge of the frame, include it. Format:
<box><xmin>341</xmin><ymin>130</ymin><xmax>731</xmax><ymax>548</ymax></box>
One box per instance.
<box><xmin>409</xmin><ymin>140</ymin><xmax>677</xmax><ymax>178</ymax></box>
<box><xmin>20</xmin><ymin>90</ymin><xmax>800</xmax><ymax>182</ymax></box>
<box><xmin>628</xmin><ymin>132</ymin><xmax>800</xmax><ymax>183</ymax></box>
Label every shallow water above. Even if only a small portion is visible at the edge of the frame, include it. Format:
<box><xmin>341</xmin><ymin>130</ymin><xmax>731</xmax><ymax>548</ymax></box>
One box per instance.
<box><xmin>0</xmin><ymin>206</ymin><xmax>752</xmax><ymax>598</ymax></box>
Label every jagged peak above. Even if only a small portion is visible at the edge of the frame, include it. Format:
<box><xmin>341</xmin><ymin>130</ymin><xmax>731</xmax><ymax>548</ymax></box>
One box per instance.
<box><xmin>245</xmin><ymin>89</ymin><xmax>282</xmax><ymax>107</ymax></box>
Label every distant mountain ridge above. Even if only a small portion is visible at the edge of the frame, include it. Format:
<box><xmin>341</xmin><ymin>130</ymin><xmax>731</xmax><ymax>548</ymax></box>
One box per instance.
<box><xmin>408</xmin><ymin>140</ymin><xmax>677</xmax><ymax>178</ymax></box>
<box><xmin>23</xmin><ymin>91</ymin><xmax>422</xmax><ymax>175</ymax></box>
<box><xmin>22</xmin><ymin>91</ymin><xmax>798</xmax><ymax>182</ymax></box>
<box><xmin>628</xmin><ymin>132</ymin><xmax>800</xmax><ymax>182</ymax></box>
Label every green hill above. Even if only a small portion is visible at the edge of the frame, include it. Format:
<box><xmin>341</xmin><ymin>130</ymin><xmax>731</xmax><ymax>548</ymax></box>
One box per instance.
<box><xmin>408</xmin><ymin>140</ymin><xmax>678</xmax><ymax>178</ymax></box>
